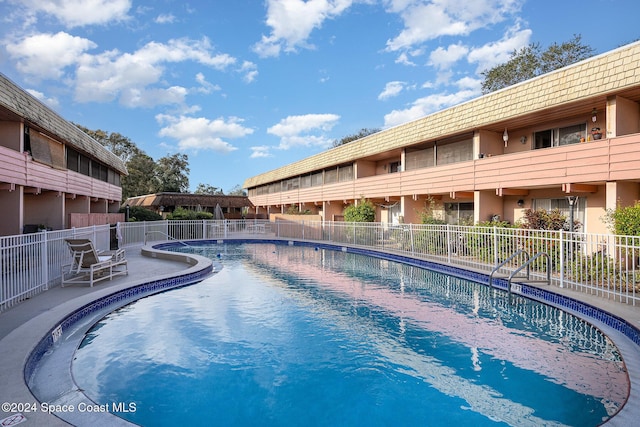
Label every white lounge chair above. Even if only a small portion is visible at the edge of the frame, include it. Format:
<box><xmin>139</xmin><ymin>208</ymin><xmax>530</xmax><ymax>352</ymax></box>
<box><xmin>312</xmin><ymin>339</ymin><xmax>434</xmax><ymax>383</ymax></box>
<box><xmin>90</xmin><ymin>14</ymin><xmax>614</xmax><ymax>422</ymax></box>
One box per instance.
<box><xmin>62</xmin><ymin>238</ymin><xmax>128</xmax><ymax>287</ymax></box>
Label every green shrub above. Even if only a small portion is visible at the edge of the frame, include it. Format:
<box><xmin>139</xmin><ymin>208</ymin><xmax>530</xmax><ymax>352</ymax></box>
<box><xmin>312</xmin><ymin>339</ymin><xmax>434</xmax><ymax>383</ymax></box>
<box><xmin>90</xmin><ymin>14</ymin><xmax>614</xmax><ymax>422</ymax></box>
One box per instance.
<box><xmin>606</xmin><ymin>201</ymin><xmax>640</xmax><ymax>236</ymax></box>
<box><xmin>344</xmin><ymin>197</ymin><xmax>376</xmax><ymax>222</ymax></box>
<box><xmin>167</xmin><ymin>206</ymin><xmax>213</xmax><ymax>220</ymax></box>
<box><xmin>121</xmin><ymin>206</ymin><xmax>162</xmax><ymax>221</ymax></box>
<box><xmin>418</xmin><ymin>196</ymin><xmax>446</xmax><ymax>225</ymax></box>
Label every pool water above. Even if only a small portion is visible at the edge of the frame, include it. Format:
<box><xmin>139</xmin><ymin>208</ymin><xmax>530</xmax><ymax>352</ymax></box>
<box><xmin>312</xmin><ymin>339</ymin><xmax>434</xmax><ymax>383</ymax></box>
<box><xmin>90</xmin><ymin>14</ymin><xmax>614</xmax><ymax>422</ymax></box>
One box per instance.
<box><xmin>72</xmin><ymin>243</ymin><xmax>628</xmax><ymax>426</ymax></box>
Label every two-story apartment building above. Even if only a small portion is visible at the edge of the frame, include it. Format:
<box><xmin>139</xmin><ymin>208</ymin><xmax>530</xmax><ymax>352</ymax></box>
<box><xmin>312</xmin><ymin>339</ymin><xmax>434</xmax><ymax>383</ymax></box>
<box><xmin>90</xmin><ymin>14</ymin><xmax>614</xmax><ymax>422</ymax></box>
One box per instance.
<box><xmin>0</xmin><ymin>73</ymin><xmax>127</xmax><ymax>236</ymax></box>
<box><xmin>244</xmin><ymin>41</ymin><xmax>640</xmax><ymax>234</ymax></box>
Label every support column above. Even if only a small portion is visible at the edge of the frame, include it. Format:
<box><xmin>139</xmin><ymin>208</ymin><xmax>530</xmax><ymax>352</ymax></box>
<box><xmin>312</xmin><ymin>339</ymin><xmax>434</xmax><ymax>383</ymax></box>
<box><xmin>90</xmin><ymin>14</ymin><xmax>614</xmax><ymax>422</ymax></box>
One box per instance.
<box><xmin>474</xmin><ymin>190</ymin><xmax>503</xmax><ymax>224</ymax></box>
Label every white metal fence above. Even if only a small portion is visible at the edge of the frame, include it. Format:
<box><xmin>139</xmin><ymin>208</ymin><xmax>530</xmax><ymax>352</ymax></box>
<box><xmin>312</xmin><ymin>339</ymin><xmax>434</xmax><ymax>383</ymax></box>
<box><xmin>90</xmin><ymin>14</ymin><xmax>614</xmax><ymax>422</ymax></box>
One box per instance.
<box><xmin>2</xmin><ymin>220</ymin><xmax>639</xmax><ymax>311</ymax></box>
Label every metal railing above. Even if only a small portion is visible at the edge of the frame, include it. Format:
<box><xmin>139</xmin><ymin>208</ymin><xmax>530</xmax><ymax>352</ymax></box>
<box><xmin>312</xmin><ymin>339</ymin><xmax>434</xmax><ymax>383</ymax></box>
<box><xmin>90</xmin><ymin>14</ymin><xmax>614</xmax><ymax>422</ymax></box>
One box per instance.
<box><xmin>2</xmin><ymin>220</ymin><xmax>639</xmax><ymax>311</ymax></box>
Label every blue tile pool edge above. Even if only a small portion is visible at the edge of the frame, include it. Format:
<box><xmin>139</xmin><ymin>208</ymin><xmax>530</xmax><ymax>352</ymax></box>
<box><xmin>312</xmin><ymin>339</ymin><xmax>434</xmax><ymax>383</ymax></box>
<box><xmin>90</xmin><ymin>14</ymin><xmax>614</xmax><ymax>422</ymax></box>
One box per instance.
<box><xmin>23</xmin><ymin>259</ymin><xmax>213</xmax><ymax>385</ymax></box>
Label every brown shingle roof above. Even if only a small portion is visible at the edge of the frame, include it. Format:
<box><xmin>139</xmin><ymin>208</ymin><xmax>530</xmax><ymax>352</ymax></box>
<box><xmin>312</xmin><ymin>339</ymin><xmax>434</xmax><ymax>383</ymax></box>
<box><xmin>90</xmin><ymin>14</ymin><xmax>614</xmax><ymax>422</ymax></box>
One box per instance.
<box><xmin>124</xmin><ymin>192</ymin><xmax>253</xmax><ymax>208</ymax></box>
<box><xmin>0</xmin><ymin>72</ymin><xmax>127</xmax><ymax>175</ymax></box>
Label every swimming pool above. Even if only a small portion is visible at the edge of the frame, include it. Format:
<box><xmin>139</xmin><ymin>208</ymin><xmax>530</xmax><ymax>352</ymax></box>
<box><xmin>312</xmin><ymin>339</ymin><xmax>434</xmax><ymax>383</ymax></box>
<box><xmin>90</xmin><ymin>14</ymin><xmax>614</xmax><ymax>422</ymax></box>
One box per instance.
<box><xmin>72</xmin><ymin>242</ymin><xmax>628</xmax><ymax>426</ymax></box>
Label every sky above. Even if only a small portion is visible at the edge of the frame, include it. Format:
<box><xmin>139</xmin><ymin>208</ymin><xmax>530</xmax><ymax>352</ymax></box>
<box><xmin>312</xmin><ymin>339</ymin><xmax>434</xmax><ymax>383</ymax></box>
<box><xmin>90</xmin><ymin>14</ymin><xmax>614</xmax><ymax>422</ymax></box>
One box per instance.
<box><xmin>0</xmin><ymin>0</ymin><xmax>638</xmax><ymax>194</ymax></box>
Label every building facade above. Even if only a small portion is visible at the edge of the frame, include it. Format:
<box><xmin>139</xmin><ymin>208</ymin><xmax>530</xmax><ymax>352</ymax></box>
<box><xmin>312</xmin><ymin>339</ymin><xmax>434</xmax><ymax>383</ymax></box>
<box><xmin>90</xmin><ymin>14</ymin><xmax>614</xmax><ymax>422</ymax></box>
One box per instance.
<box><xmin>244</xmin><ymin>42</ymin><xmax>640</xmax><ymax>234</ymax></box>
<box><xmin>124</xmin><ymin>192</ymin><xmax>254</xmax><ymax>219</ymax></box>
<box><xmin>0</xmin><ymin>73</ymin><xmax>127</xmax><ymax>236</ymax></box>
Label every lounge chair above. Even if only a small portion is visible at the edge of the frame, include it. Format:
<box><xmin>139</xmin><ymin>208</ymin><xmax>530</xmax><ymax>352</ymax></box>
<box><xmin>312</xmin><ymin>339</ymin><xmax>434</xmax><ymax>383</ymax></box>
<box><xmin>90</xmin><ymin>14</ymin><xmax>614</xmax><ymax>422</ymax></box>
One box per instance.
<box><xmin>62</xmin><ymin>238</ymin><xmax>128</xmax><ymax>287</ymax></box>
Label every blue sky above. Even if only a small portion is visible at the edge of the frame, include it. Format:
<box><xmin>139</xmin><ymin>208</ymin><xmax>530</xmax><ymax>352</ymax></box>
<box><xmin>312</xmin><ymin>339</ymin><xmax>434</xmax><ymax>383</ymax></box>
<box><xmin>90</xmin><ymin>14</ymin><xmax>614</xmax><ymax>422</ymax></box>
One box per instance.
<box><xmin>1</xmin><ymin>0</ymin><xmax>638</xmax><ymax>193</ymax></box>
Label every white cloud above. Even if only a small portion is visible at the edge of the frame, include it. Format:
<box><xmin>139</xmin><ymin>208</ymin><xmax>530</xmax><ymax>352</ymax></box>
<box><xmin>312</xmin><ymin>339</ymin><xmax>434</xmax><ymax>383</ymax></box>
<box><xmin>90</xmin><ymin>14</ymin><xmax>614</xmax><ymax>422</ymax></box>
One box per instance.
<box><xmin>253</xmin><ymin>0</ymin><xmax>355</xmax><ymax>58</ymax></box>
<box><xmin>395</xmin><ymin>52</ymin><xmax>416</xmax><ymax>66</ymax></box>
<box><xmin>239</xmin><ymin>61</ymin><xmax>258</xmax><ymax>83</ymax></box>
<box><xmin>119</xmin><ymin>86</ymin><xmax>188</xmax><ymax>108</ymax></box>
<box><xmin>155</xmin><ymin>13</ymin><xmax>176</xmax><ymax>24</ymax></box>
<box><xmin>156</xmin><ymin>114</ymin><xmax>254</xmax><ymax>152</ymax></box>
<box><xmin>456</xmin><ymin>76</ymin><xmax>481</xmax><ymax>91</ymax></box>
<box><xmin>19</xmin><ymin>0</ymin><xmax>132</xmax><ymax>28</ymax></box>
<box><xmin>385</xmin><ymin>0</ymin><xmax>523</xmax><ymax>52</ymax></box>
<box><xmin>74</xmin><ymin>37</ymin><xmax>236</xmax><ymax>105</ymax></box>
<box><xmin>467</xmin><ymin>26</ymin><xmax>531</xmax><ymax>73</ymax></box>
<box><xmin>26</xmin><ymin>89</ymin><xmax>60</xmax><ymax>109</ymax></box>
<box><xmin>5</xmin><ymin>32</ymin><xmax>96</xmax><ymax>79</ymax></box>
<box><xmin>267</xmin><ymin>113</ymin><xmax>340</xmax><ymax>149</ymax></box>
<box><xmin>378</xmin><ymin>81</ymin><xmax>405</xmax><ymax>100</ymax></box>
<box><xmin>383</xmin><ymin>89</ymin><xmax>477</xmax><ymax>128</ymax></box>
<box><xmin>250</xmin><ymin>145</ymin><xmax>273</xmax><ymax>158</ymax></box>
<box><xmin>195</xmin><ymin>73</ymin><xmax>221</xmax><ymax>94</ymax></box>
<box><xmin>429</xmin><ymin>43</ymin><xmax>469</xmax><ymax>69</ymax></box>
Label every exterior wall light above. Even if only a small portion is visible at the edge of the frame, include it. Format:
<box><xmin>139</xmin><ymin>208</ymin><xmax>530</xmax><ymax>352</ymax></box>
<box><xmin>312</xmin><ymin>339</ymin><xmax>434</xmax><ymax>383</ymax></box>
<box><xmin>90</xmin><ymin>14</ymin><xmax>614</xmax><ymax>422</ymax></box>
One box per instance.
<box><xmin>520</xmin><ymin>136</ymin><xmax>527</xmax><ymax>144</ymax></box>
<box><xmin>517</xmin><ymin>199</ymin><xmax>525</xmax><ymax>207</ymax></box>
<box><xmin>591</xmin><ymin>108</ymin><xmax>597</xmax><ymax>123</ymax></box>
<box><xmin>503</xmin><ymin>129</ymin><xmax>509</xmax><ymax>147</ymax></box>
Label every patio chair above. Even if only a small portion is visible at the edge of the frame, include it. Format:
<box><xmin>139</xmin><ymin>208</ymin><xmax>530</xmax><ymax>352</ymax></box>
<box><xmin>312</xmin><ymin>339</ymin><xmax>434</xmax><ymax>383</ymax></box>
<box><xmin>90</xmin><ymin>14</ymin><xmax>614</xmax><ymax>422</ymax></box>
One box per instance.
<box><xmin>62</xmin><ymin>238</ymin><xmax>128</xmax><ymax>287</ymax></box>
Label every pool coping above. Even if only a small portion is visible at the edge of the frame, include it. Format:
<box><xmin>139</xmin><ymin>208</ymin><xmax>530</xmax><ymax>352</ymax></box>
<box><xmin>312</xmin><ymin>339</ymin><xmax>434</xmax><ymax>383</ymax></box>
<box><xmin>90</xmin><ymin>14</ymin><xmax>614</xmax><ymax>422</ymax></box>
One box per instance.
<box><xmin>3</xmin><ymin>238</ymin><xmax>640</xmax><ymax>426</ymax></box>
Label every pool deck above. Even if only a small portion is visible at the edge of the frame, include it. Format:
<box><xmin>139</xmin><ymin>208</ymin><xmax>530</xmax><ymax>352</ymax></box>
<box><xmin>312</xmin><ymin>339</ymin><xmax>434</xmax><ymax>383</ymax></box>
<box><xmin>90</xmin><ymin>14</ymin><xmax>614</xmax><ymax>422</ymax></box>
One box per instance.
<box><xmin>1</xmin><ymin>242</ymin><xmax>639</xmax><ymax>426</ymax></box>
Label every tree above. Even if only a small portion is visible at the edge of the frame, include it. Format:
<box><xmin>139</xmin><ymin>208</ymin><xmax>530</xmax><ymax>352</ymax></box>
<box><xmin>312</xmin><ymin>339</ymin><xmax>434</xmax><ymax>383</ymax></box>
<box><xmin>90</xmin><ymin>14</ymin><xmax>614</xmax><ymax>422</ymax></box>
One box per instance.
<box><xmin>74</xmin><ymin>124</ymin><xmax>140</xmax><ymax>163</ymax></box>
<box><xmin>481</xmin><ymin>35</ymin><xmax>594</xmax><ymax>94</ymax></box>
<box><xmin>194</xmin><ymin>183</ymin><xmax>223</xmax><ymax>195</ymax></box>
<box><xmin>121</xmin><ymin>151</ymin><xmax>157</xmax><ymax>199</ymax></box>
<box><xmin>344</xmin><ymin>197</ymin><xmax>376</xmax><ymax>222</ymax></box>
<box><xmin>332</xmin><ymin>128</ymin><xmax>380</xmax><ymax>148</ymax></box>
<box><xmin>227</xmin><ymin>184</ymin><xmax>247</xmax><ymax>196</ymax></box>
<box><xmin>156</xmin><ymin>153</ymin><xmax>190</xmax><ymax>193</ymax></box>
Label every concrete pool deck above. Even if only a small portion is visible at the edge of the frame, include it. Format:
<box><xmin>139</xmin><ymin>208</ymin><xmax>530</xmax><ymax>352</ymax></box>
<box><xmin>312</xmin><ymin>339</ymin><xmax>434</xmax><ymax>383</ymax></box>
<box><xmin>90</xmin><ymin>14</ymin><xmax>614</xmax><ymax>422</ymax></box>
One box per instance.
<box><xmin>0</xmin><ymin>241</ymin><xmax>639</xmax><ymax>426</ymax></box>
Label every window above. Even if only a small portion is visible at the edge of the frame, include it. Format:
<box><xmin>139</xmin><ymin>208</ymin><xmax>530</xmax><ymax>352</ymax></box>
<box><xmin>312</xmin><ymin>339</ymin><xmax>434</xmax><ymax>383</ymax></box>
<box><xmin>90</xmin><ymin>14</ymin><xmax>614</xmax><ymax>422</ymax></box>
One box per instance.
<box><xmin>324</xmin><ymin>169</ymin><xmax>337</xmax><ymax>184</ymax></box>
<box><xmin>388</xmin><ymin>161</ymin><xmax>400</xmax><ymax>173</ymax></box>
<box><xmin>436</xmin><ymin>139</ymin><xmax>473</xmax><ymax>166</ymax></box>
<box><xmin>29</xmin><ymin>132</ymin><xmax>65</xmax><ymax>169</ymax></box>
<box><xmin>67</xmin><ymin>148</ymin><xmax>79</xmax><ymax>172</ymax></box>
<box><xmin>338</xmin><ymin>165</ymin><xmax>354</xmax><ymax>181</ymax></box>
<box><xmin>534</xmin><ymin>123</ymin><xmax>586</xmax><ymax>149</ymax></box>
<box><xmin>444</xmin><ymin>202</ymin><xmax>474</xmax><ymax>225</ymax></box>
<box><xmin>405</xmin><ymin>146</ymin><xmax>434</xmax><ymax>171</ymax></box>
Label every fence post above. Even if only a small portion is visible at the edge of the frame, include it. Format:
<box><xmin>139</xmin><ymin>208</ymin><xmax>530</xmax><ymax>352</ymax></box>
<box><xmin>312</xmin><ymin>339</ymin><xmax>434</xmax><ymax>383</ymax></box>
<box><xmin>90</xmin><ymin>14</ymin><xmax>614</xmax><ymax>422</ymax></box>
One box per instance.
<box><xmin>493</xmin><ymin>226</ymin><xmax>498</xmax><ymax>265</ymax></box>
<box><xmin>559</xmin><ymin>229</ymin><xmax>565</xmax><ymax>288</ymax></box>
<box><xmin>409</xmin><ymin>223</ymin><xmax>415</xmax><ymax>255</ymax></box>
<box><xmin>446</xmin><ymin>224</ymin><xmax>452</xmax><ymax>264</ymax></box>
<box><xmin>42</xmin><ymin>230</ymin><xmax>49</xmax><ymax>290</ymax></box>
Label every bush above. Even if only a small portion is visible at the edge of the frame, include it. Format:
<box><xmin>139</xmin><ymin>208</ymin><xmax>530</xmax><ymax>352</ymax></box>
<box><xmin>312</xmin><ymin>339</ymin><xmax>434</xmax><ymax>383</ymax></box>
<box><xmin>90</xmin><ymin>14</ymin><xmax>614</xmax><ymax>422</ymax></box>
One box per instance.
<box><xmin>519</xmin><ymin>208</ymin><xmax>577</xmax><ymax>231</ymax></box>
<box><xmin>606</xmin><ymin>201</ymin><xmax>640</xmax><ymax>236</ymax></box>
<box><xmin>344</xmin><ymin>197</ymin><xmax>376</xmax><ymax>222</ymax></box>
<box><xmin>121</xmin><ymin>206</ymin><xmax>162</xmax><ymax>221</ymax></box>
<box><xmin>418</xmin><ymin>196</ymin><xmax>446</xmax><ymax>225</ymax></box>
<box><xmin>166</xmin><ymin>206</ymin><xmax>213</xmax><ymax>220</ymax></box>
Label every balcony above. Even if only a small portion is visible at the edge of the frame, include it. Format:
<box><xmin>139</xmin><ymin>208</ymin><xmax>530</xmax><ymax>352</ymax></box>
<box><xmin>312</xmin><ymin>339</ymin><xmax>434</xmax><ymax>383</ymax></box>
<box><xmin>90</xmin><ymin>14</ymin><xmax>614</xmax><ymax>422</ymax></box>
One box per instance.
<box><xmin>0</xmin><ymin>145</ymin><xmax>122</xmax><ymax>200</ymax></box>
<box><xmin>248</xmin><ymin>134</ymin><xmax>640</xmax><ymax>207</ymax></box>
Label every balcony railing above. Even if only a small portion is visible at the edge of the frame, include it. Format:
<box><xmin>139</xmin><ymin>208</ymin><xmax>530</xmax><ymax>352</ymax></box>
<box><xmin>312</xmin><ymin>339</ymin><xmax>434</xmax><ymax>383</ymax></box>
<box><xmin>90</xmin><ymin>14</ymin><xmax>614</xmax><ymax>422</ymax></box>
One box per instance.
<box><xmin>2</xmin><ymin>220</ymin><xmax>638</xmax><ymax>312</ymax></box>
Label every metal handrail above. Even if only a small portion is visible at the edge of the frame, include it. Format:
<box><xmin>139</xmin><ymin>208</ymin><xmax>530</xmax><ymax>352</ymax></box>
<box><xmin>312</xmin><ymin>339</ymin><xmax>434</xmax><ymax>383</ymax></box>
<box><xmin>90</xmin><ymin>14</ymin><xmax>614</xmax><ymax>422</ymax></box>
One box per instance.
<box><xmin>507</xmin><ymin>252</ymin><xmax>551</xmax><ymax>302</ymax></box>
<box><xmin>489</xmin><ymin>249</ymin><xmax>530</xmax><ymax>288</ymax></box>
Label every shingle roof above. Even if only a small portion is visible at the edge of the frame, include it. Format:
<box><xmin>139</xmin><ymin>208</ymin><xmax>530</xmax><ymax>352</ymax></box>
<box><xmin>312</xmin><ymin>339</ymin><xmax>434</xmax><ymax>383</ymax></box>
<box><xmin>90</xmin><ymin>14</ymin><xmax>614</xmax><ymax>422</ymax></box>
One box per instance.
<box><xmin>124</xmin><ymin>192</ymin><xmax>253</xmax><ymax>208</ymax></box>
<box><xmin>0</xmin><ymin>72</ymin><xmax>127</xmax><ymax>175</ymax></box>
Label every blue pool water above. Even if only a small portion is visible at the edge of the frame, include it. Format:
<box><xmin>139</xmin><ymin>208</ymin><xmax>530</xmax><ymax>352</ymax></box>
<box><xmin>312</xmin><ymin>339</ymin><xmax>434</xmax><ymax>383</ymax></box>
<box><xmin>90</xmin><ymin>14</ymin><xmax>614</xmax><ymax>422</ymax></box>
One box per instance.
<box><xmin>72</xmin><ymin>243</ymin><xmax>628</xmax><ymax>426</ymax></box>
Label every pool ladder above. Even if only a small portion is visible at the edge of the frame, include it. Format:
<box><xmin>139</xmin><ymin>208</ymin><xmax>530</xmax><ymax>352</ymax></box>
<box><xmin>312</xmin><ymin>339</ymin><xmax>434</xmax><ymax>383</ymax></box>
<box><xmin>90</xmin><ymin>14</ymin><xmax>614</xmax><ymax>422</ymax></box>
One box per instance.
<box><xmin>489</xmin><ymin>249</ymin><xmax>551</xmax><ymax>302</ymax></box>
